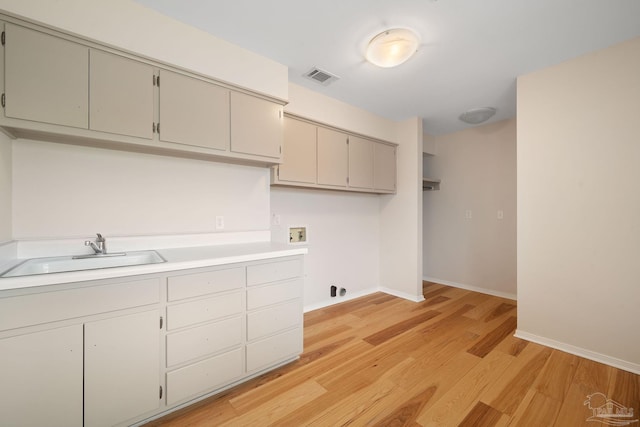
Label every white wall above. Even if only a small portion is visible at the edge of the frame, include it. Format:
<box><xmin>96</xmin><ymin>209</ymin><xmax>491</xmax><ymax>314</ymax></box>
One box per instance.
<box><xmin>286</xmin><ymin>84</ymin><xmax>398</xmax><ymax>141</ymax></box>
<box><xmin>0</xmin><ymin>0</ymin><xmax>288</xmax><ymax>242</ymax></box>
<box><xmin>0</xmin><ymin>4</ymin><xmax>426</xmax><ymax>311</ymax></box>
<box><xmin>12</xmin><ymin>140</ymin><xmax>269</xmax><ymax>239</ymax></box>
<box><xmin>517</xmin><ymin>37</ymin><xmax>640</xmax><ymax>373</ymax></box>
<box><xmin>0</xmin><ymin>132</ymin><xmax>11</xmax><ymax>242</ymax></box>
<box><xmin>271</xmin><ymin>188</ymin><xmax>380</xmax><ymax>310</ymax></box>
<box><xmin>423</xmin><ymin>119</ymin><xmax>517</xmax><ymax>299</ymax></box>
<box><xmin>0</xmin><ymin>0</ymin><xmax>287</xmax><ymax>99</ymax></box>
<box><xmin>277</xmin><ymin>84</ymin><xmax>423</xmax><ymax>308</ymax></box>
<box><xmin>379</xmin><ymin>117</ymin><xmax>424</xmax><ymax>301</ymax></box>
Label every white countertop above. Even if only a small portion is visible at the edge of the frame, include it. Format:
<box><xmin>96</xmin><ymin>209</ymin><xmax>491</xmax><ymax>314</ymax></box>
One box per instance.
<box><xmin>0</xmin><ymin>241</ymin><xmax>307</xmax><ymax>292</ymax></box>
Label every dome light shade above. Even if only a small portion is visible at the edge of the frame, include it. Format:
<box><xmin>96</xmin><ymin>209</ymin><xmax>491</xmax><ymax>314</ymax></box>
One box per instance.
<box><xmin>366</xmin><ymin>28</ymin><xmax>420</xmax><ymax>68</ymax></box>
<box><xmin>459</xmin><ymin>107</ymin><xmax>497</xmax><ymax>124</ymax></box>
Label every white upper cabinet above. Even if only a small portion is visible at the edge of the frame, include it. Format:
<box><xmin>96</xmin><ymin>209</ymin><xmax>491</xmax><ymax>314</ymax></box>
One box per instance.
<box><xmin>89</xmin><ymin>50</ymin><xmax>154</xmax><ymax>139</ymax></box>
<box><xmin>374</xmin><ymin>142</ymin><xmax>397</xmax><ymax>192</ymax></box>
<box><xmin>278</xmin><ymin>117</ymin><xmax>317</xmax><ymax>184</ymax></box>
<box><xmin>4</xmin><ymin>23</ymin><xmax>88</xmax><ymax>129</ymax></box>
<box><xmin>348</xmin><ymin>136</ymin><xmax>374</xmax><ymax>190</ymax></box>
<box><xmin>272</xmin><ymin>114</ymin><xmax>397</xmax><ymax>194</ymax></box>
<box><xmin>230</xmin><ymin>91</ymin><xmax>283</xmax><ymax>159</ymax></box>
<box><xmin>317</xmin><ymin>126</ymin><xmax>348</xmax><ymax>187</ymax></box>
<box><xmin>0</xmin><ymin>17</ymin><xmax>285</xmax><ymax>166</ymax></box>
<box><xmin>159</xmin><ymin>70</ymin><xmax>229</xmax><ymax>151</ymax></box>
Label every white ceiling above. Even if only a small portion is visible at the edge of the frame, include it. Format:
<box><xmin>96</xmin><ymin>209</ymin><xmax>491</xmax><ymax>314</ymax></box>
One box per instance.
<box><xmin>134</xmin><ymin>0</ymin><xmax>640</xmax><ymax>135</ymax></box>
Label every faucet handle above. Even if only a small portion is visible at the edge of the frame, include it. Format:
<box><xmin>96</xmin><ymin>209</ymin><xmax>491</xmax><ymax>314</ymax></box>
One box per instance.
<box><xmin>96</xmin><ymin>233</ymin><xmax>104</xmax><ymax>242</ymax></box>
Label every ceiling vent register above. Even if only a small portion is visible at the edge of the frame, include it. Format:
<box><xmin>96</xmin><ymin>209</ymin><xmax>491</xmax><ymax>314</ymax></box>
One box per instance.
<box><xmin>303</xmin><ymin>67</ymin><xmax>340</xmax><ymax>86</ymax></box>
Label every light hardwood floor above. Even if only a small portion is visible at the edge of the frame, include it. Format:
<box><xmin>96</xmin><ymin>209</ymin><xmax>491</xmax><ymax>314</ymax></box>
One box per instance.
<box><xmin>147</xmin><ymin>282</ymin><xmax>639</xmax><ymax>426</ymax></box>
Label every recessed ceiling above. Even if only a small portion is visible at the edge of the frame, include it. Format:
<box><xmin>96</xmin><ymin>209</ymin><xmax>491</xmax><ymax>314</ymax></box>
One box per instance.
<box><xmin>134</xmin><ymin>0</ymin><xmax>640</xmax><ymax>135</ymax></box>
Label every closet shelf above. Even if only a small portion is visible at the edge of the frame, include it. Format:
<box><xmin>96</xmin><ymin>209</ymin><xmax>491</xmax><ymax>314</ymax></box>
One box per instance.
<box><xmin>423</xmin><ymin>177</ymin><xmax>441</xmax><ymax>191</ymax></box>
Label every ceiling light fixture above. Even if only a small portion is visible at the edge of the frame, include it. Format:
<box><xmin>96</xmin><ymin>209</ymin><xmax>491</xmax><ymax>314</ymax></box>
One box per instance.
<box><xmin>459</xmin><ymin>107</ymin><xmax>497</xmax><ymax>124</ymax></box>
<box><xmin>365</xmin><ymin>28</ymin><xmax>420</xmax><ymax>68</ymax></box>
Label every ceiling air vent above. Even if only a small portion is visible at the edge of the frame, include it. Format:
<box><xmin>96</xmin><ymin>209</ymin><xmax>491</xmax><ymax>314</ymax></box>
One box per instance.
<box><xmin>303</xmin><ymin>67</ymin><xmax>339</xmax><ymax>86</ymax></box>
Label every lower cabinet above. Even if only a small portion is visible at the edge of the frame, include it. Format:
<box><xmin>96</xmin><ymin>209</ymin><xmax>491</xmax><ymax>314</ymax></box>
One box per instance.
<box><xmin>84</xmin><ymin>310</ymin><xmax>161</xmax><ymax>427</ymax></box>
<box><xmin>163</xmin><ymin>256</ymin><xmax>303</xmax><ymax>410</ymax></box>
<box><xmin>0</xmin><ymin>255</ymin><xmax>304</xmax><ymax>425</ymax></box>
<box><xmin>0</xmin><ymin>325</ymin><xmax>84</xmax><ymax>427</ymax></box>
<box><xmin>166</xmin><ymin>347</ymin><xmax>244</xmax><ymax>406</ymax></box>
<box><xmin>0</xmin><ymin>310</ymin><xmax>162</xmax><ymax>427</ymax></box>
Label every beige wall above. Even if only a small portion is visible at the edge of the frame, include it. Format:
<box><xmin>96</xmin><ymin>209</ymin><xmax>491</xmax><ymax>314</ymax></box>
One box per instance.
<box><xmin>0</xmin><ymin>132</ymin><xmax>11</xmax><ymax>242</ymax></box>
<box><xmin>517</xmin><ymin>37</ymin><xmax>640</xmax><ymax>373</ymax></box>
<box><xmin>423</xmin><ymin>119</ymin><xmax>517</xmax><ymax>298</ymax></box>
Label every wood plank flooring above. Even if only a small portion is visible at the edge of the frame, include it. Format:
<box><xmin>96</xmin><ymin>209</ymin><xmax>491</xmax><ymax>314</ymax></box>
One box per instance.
<box><xmin>146</xmin><ymin>282</ymin><xmax>639</xmax><ymax>426</ymax></box>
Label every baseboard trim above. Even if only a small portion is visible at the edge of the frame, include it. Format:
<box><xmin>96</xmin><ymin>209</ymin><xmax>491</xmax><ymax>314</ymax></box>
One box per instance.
<box><xmin>379</xmin><ymin>286</ymin><xmax>425</xmax><ymax>303</ymax></box>
<box><xmin>303</xmin><ymin>285</ymin><xmax>425</xmax><ymax>312</ymax></box>
<box><xmin>423</xmin><ymin>276</ymin><xmax>517</xmax><ymax>301</ymax></box>
<box><xmin>303</xmin><ymin>287</ymin><xmax>379</xmax><ymax>313</ymax></box>
<box><xmin>515</xmin><ymin>329</ymin><xmax>640</xmax><ymax>375</ymax></box>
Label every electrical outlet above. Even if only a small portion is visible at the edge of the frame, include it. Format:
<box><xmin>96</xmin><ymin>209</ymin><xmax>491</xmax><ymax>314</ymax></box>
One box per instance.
<box><xmin>215</xmin><ymin>216</ymin><xmax>225</xmax><ymax>230</ymax></box>
<box><xmin>465</xmin><ymin>210</ymin><xmax>473</xmax><ymax>219</ymax></box>
<box><xmin>271</xmin><ymin>213</ymin><xmax>281</xmax><ymax>226</ymax></box>
<box><xmin>497</xmin><ymin>210</ymin><xmax>504</xmax><ymax>220</ymax></box>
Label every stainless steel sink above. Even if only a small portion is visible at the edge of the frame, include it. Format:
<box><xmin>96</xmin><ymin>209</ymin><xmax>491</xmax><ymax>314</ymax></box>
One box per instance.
<box><xmin>0</xmin><ymin>250</ymin><xmax>166</xmax><ymax>277</ymax></box>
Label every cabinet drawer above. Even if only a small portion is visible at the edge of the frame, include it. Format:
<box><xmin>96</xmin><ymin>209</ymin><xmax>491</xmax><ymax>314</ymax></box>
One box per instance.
<box><xmin>247</xmin><ymin>299</ymin><xmax>302</xmax><ymax>341</ymax></box>
<box><xmin>0</xmin><ymin>278</ymin><xmax>160</xmax><ymax>331</ymax></box>
<box><xmin>166</xmin><ymin>316</ymin><xmax>242</xmax><ymax>367</ymax></box>
<box><xmin>167</xmin><ymin>267</ymin><xmax>245</xmax><ymax>301</ymax></box>
<box><xmin>246</xmin><ymin>327</ymin><xmax>302</xmax><ymax>373</ymax></box>
<box><xmin>246</xmin><ymin>258</ymin><xmax>302</xmax><ymax>286</ymax></box>
<box><xmin>166</xmin><ymin>347</ymin><xmax>244</xmax><ymax>406</ymax></box>
<box><xmin>247</xmin><ymin>278</ymin><xmax>302</xmax><ymax>310</ymax></box>
<box><xmin>167</xmin><ymin>291</ymin><xmax>242</xmax><ymax>330</ymax></box>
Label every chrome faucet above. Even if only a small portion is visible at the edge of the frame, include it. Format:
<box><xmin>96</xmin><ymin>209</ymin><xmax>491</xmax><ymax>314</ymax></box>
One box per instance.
<box><xmin>85</xmin><ymin>233</ymin><xmax>107</xmax><ymax>254</ymax></box>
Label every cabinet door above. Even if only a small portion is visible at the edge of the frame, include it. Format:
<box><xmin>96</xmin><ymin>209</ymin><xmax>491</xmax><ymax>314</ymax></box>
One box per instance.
<box><xmin>374</xmin><ymin>142</ymin><xmax>396</xmax><ymax>192</ymax></box>
<box><xmin>159</xmin><ymin>70</ymin><xmax>229</xmax><ymax>150</ymax></box>
<box><xmin>317</xmin><ymin>127</ymin><xmax>348</xmax><ymax>187</ymax></box>
<box><xmin>278</xmin><ymin>117</ymin><xmax>317</xmax><ymax>184</ymax></box>
<box><xmin>89</xmin><ymin>50</ymin><xmax>154</xmax><ymax>139</ymax></box>
<box><xmin>348</xmin><ymin>136</ymin><xmax>374</xmax><ymax>189</ymax></box>
<box><xmin>0</xmin><ymin>325</ymin><xmax>83</xmax><ymax>427</ymax></box>
<box><xmin>84</xmin><ymin>310</ymin><xmax>160</xmax><ymax>427</ymax></box>
<box><xmin>230</xmin><ymin>91</ymin><xmax>283</xmax><ymax>159</ymax></box>
<box><xmin>4</xmin><ymin>23</ymin><xmax>88</xmax><ymax>128</ymax></box>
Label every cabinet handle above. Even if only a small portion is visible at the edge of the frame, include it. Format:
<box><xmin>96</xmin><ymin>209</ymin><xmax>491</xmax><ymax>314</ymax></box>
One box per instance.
<box><xmin>159</xmin><ymin>385</ymin><xmax>163</xmax><ymax>399</ymax></box>
<box><xmin>152</xmin><ymin>122</ymin><xmax>156</xmax><ymax>133</ymax></box>
<box><xmin>159</xmin><ymin>316</ymin><xmax>163</xmax><ymax>329</ymax></box>
<box><xmin>1</xmin><ymin>93</ymin><xmax>4</xmax><ymax>108</ymax></box>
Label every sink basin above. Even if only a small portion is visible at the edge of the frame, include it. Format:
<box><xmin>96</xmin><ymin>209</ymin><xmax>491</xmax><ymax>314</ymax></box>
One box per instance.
<box><xmin>0</xmin><ymin>250</ymin><xmax>166</xmax><ymax>278</ymax></box>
